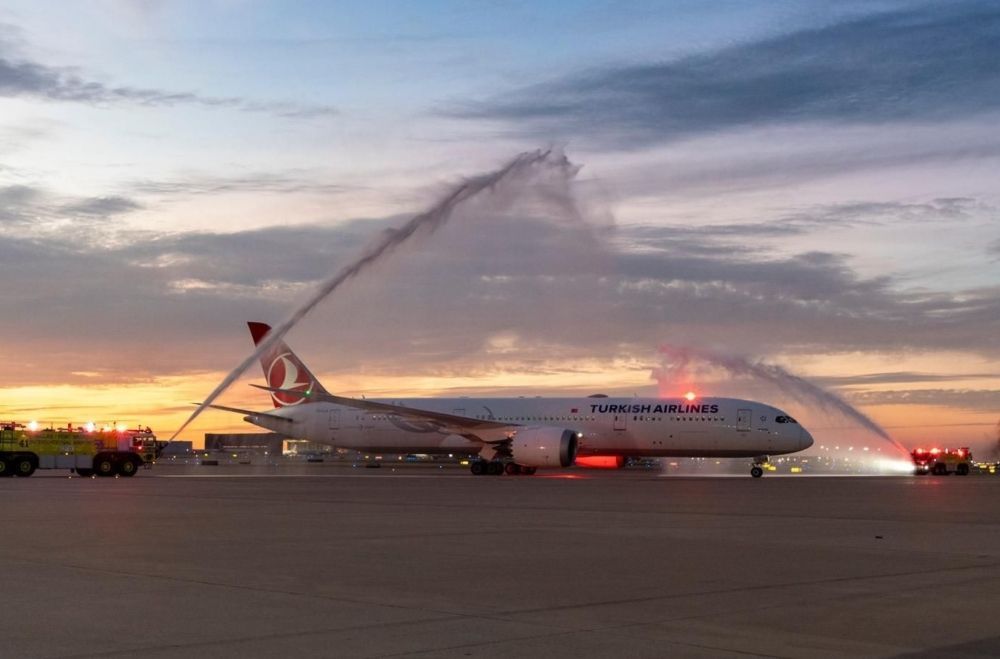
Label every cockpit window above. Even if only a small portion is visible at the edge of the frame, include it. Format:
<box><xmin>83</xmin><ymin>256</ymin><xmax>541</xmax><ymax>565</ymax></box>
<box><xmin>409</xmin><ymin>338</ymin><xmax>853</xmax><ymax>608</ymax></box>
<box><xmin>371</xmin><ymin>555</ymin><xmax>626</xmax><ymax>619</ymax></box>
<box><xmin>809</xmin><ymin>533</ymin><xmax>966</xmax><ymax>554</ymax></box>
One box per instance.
<box><xmin>775</xmin><ymin>415</ymin><xmax>798</xmax><ymax>424</ymax></box>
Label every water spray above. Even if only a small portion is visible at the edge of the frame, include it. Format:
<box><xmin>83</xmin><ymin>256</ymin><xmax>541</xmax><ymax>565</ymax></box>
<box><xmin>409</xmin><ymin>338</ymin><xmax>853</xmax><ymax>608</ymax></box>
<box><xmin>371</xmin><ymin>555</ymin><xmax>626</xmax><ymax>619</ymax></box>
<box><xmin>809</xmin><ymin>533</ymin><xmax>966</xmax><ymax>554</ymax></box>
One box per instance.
<box><xmin>172</xmin><ymin>149</ymin><xmax>573</xmax><ymax>440</ymax></box>
<box><xmin>654</xmin><ymin>345</ymin><xmax>910</xmax><ymax>455</ymax></box>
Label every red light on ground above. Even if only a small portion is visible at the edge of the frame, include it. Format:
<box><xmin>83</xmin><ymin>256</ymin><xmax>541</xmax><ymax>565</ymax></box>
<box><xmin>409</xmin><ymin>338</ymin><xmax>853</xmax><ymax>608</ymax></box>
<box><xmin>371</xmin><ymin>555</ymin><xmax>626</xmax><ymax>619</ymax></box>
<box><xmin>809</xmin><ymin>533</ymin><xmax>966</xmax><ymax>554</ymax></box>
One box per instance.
<box><xmin>575</xmin><ymin>455</ymin><xmax>625</xmax><ymax>469</ymax></box>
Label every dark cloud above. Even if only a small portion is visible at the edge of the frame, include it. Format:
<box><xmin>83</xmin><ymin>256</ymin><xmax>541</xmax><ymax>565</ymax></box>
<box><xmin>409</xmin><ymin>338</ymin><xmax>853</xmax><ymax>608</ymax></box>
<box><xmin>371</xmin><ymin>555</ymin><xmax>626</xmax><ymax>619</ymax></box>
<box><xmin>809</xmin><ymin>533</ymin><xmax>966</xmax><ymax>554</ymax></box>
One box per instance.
<box><xmin>453</xmin><ymin>3</ymin><xmax>1000</xmax><ymax>146</ymax></box>
<box><xmin>619</xmin><ymin>199</ymin><xmax>984</xmax><ymax>252</ymax></box>
<box><xmin>0</xmin><ymin>32</ymin><xmax>336</xmax><ymax>118</ymax></box>
<box><xmin>0</xmin><ymin>184</ymin><xmax>48</xmax><ymax>225</ymax></box>
<box><xmin>0</xmin><ymin>170</ymin><xmax>347</xmax><ymax>234</ymax></box>
<box><xmin>61</xmin><ymin>196</ymin><xmax>143</xmax><ymax>217</ymax></box>
<box><xmin>2</xmin><ymin>176</ymin><xmax>999</xmax><ymax>389</ymax></box>
<box><xmin>128</xmin><ymin>172</ymin><xmax>351</xmax><ymax>198</ymax></box>
<box><xmin>605</xmin><ymin>130</ymin><xmax>1000</xmax><ymax>199</ymax></box>
<box><xmin>815</xmin><ymin>372</ymin><xmax>1000</xmax><ymax>387</ymax></box>
<box><xmin>990</xmin><ymin>237</ymin><xmax>1000</xmax><ymax>257</ymax></box>
<box><xmin>0</xmin><ymin>183</ymin><xmax>144</xmax><ymax>228</ymax></box>
<box><xmin>847</xmin><ymin>388</ymin><xmax>1000</xmax><ymax>413</ymax></box>
<box><xmin>119</xmin><ymin>218</ymin><xmax>387</xmax><ymax>289</ymax></box>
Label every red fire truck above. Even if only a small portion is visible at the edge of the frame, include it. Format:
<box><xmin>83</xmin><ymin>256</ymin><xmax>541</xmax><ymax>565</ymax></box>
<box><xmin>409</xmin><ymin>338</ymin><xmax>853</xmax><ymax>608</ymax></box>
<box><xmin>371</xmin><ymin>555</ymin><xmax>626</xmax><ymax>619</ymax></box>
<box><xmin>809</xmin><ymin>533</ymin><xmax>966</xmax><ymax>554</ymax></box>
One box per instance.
<box><xmin>911</xmin><ymin>447</ymin><xmax>971</xmax><ymax>476</ymax></box>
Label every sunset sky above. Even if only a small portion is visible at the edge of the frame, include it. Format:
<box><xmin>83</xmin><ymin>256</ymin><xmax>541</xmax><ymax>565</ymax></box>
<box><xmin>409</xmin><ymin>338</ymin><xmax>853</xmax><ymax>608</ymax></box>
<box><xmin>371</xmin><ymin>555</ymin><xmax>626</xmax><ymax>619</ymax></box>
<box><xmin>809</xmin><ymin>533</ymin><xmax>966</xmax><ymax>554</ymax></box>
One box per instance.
<box><xmin>1</xmin><ymin>1</ymin><xmax>998</xmax><ymax>454</ymax></box>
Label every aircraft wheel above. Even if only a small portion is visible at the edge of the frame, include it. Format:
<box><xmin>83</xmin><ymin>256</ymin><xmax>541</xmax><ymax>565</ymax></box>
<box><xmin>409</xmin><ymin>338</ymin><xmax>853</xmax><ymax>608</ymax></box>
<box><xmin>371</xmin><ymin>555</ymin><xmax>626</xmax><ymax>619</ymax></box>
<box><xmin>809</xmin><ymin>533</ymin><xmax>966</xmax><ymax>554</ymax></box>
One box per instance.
<box><xmin>14</xmin><ymin>457</ymin><xmax>36</xmax><ymax>477</ymax></box>
<box><xmin>750</xmin><ymin>466</ymin><xmax>764</xmax><ymax>478</ymax></box>
<box><xmin>486</xmin><ymin>461</ymin><xmax>503</xmax><ymax>476</ymax></box>
<box><xmin>504</xmin><ymin>462</ymin><xmax>521</xmax><ymax>476</ymax></box>
<box><xmin>522</xmin><ymin>467</ymin><xmax>537</xmax><ymax>476</ymax></box>
<box><xmin>470</xmin><ymin>461</ymin><xmax>485</xmax><ymax>476</ymax></box>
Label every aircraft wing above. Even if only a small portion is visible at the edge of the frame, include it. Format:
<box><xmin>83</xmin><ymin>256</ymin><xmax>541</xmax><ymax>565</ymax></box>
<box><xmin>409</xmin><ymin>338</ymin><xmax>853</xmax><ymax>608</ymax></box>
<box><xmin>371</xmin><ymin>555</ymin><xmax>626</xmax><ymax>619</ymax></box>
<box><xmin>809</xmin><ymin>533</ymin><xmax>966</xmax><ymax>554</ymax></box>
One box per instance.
<box><xmin>249</xmin><ymin>384</ymin><xmax>514</xmax><ymax>432</ymax></box>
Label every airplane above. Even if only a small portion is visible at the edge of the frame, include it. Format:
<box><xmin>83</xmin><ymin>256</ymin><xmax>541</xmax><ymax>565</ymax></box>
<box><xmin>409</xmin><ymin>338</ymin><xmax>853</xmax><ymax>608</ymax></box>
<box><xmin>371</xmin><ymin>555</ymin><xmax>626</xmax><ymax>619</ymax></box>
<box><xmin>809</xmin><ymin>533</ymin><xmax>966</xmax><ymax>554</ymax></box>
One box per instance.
<box><xmin>206</xmin><ymin>322</ymin><xmax>814</xmax><ymax>478</ymax></box>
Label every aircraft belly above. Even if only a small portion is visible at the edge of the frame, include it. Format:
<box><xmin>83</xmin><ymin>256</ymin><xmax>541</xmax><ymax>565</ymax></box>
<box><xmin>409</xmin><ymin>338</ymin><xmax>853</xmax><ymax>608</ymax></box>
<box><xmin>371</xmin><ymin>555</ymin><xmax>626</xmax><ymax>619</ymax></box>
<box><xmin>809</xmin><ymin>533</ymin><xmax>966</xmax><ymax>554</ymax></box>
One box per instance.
<box><xmin>581</xmin><ymin>423</ymin><xmax>778</xmax><ymax>458</ymax></box>
<box><xmin>333</xmin><ymin>427</ymin><xmax>479</xmax><ymax>454</ymax></box>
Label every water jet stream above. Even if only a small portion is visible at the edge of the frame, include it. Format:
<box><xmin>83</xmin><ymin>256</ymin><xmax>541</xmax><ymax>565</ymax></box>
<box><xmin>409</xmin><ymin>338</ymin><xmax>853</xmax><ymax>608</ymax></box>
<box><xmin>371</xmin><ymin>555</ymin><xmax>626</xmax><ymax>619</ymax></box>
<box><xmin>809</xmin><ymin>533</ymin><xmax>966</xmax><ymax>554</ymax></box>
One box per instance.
<box><xmin>171</xmin><ymin>149</ymin><xmax>572</xmax><ymax>440</ymax></box>
<box><xmin>655</xmin><ymin>345</ymin><xmax>910</xmax><ymax>455</ymax></box>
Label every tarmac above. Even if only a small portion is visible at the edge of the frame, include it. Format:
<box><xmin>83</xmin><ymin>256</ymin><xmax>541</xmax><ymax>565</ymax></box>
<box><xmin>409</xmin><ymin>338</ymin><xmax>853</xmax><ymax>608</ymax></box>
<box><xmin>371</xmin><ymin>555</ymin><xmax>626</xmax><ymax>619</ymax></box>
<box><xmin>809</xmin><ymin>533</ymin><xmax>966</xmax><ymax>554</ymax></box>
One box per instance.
<box><xmin>2</xmin><ymin>464</ymin><xmax>1000</xmax><ymax>658</ymax></box>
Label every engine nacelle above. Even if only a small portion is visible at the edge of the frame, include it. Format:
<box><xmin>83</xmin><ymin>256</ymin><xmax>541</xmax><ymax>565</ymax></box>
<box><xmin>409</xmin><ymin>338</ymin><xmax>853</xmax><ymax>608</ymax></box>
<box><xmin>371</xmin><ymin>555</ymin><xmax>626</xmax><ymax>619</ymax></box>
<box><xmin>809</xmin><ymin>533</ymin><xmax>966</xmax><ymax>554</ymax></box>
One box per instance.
<box><xmin>511</xmin><ymin>426</ymin><xmax>578</xmax><ymax>468</ymax></box>
<box><xmin>574</xmin><ymin>455</ymin><xmax>625</xmax><ymax>469</ymax></box>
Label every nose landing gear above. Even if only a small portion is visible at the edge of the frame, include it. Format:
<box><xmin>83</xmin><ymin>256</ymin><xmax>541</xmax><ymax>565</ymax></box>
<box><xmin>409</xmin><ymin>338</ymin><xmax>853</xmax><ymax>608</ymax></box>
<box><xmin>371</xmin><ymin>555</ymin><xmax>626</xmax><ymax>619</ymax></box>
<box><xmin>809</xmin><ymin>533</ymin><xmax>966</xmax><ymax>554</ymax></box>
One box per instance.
<box><xmin>750</xmin><ymin>456</ymin><xmax>769</xmax><ymax>478</ymax></box>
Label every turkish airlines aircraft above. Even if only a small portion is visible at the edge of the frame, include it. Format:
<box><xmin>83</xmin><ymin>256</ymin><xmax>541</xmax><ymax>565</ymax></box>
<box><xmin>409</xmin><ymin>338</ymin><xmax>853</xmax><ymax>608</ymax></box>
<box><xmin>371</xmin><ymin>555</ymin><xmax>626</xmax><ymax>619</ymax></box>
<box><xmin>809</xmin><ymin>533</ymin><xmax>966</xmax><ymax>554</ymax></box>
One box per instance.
<box><xmin>209</xmin><ymin>323</ymin><xmax>813</xmax><ymax>478</ymax></box>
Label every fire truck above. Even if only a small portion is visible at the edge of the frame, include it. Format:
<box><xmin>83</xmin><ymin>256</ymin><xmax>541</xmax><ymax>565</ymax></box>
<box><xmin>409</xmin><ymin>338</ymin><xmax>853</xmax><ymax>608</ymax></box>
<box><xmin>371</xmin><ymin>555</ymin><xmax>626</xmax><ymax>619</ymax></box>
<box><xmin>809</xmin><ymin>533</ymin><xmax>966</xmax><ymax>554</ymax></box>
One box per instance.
<box><xmin>0</xmin><ymin>422</ymin><xmax>166</xmax><ymax>477</ymax></box>
<box><xmin>911</xmin><ymin>447</ymin><xmax>972</xmax><ymax>476</ymax></box>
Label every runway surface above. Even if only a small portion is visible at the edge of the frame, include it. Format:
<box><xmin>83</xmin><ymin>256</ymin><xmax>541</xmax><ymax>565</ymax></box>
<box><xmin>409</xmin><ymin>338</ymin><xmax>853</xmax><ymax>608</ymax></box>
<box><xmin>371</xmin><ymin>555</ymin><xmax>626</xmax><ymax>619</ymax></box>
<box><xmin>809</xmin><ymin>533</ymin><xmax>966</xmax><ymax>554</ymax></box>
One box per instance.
<box><xmin>2</xmin><ymin>464</ymin><xmax>999</xmax><ymax>658</ymax></box>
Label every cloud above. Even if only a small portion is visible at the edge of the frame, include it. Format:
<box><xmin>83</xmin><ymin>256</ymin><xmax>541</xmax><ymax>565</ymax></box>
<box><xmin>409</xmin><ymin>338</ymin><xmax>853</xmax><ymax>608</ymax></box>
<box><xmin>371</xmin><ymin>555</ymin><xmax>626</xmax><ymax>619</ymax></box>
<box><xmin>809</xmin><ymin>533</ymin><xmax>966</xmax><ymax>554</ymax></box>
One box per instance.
<box><xmin>847</xmin><ymin>388</ymin><xmax>1000</xmax><ymax>413</ymax></box>
<box><xmin>990</xmin><ymin>237</ymin><xmax>1000</xmax><ymax>258</ymax></box>
<box><xmin>2</xmin><ymin>168</ymin><xmax>998</xmax><ymax>392</ymax></box>
<box><xmin>814</xmin><ymin>372</ymin><xmax>1000</xmax><ymax>387</ymax></box>
<box><xmin>623</xmin><ymin>199</ymin><xmax>981</xmax><ymax>246</ymax></box>
<box><xmin>61</xmin><ymin>196</ymin><xmax>143</xmax><ymax>217</ymax></box>
<box><xmin>0</xmin><ymin>29</ymin><xmax>336</xmax><ymax>118</ymax></box>
<box><xmin>0</xmin><ymin>184</ymin><xmax>43</xmax><ymax>225</ymax></box>
<box><xmin>128</xmin><ymin>172</ymin><xmax>351</xmax><ymax>198</ymax></box>
<box><xmin>0</xmin><ymin>183</ymin><xmax>144</xmax><ymax>230</ymax></box>
<box><xmin>453</xmin><ymin>3</ymin><xmax>1000</xmax><ymax>146</ymax></box>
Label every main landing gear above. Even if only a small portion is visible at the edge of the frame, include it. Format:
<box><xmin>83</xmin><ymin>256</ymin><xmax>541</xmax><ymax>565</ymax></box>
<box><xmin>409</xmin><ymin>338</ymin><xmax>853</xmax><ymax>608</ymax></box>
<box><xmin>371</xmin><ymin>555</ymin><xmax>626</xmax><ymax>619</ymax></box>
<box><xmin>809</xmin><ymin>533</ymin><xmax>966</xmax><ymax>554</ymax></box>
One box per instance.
<box><xmin>469</xmin><ymin>460</ymin><xmax>537</xmax><ymax>476</ymax></box>
<box><xmin>750</xmin><ymin>456</ymin><xmax>770</xmax><ymax>478</ymax></box>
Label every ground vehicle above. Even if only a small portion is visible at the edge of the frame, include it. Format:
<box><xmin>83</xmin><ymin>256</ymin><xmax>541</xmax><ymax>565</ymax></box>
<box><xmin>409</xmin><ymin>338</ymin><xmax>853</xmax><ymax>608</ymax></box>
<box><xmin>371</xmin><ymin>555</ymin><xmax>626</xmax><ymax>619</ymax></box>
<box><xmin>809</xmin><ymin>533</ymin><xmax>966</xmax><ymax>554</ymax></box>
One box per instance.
<box><xmin>0</xmin><ymin>422</ymin><xmax>166</xmax><ymax>477</ymax></box>
<box><xmin>912</xmin><ymin>447</ymin><xmax>971</xmax><ymax>476</ymax></box>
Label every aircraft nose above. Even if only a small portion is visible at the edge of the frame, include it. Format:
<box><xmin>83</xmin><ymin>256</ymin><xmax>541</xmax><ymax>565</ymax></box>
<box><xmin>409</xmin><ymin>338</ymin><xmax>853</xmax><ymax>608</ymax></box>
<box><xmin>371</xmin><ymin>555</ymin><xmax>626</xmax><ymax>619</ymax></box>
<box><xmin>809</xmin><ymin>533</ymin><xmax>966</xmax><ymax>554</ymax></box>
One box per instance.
<box><xmin>799</xmin><ymin>427</ymin><xmax>814</xmax><ymax>451</ymax></box>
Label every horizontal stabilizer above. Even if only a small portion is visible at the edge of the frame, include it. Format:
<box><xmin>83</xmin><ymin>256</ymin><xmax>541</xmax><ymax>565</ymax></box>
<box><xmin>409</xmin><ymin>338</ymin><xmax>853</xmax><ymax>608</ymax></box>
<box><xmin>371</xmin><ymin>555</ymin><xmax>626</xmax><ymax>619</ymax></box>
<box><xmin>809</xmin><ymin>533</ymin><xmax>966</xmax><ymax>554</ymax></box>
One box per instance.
<box><xmin>197</xmin><ymin>402</ymin><xmax>295</xmax><ymax>423</ymax></box>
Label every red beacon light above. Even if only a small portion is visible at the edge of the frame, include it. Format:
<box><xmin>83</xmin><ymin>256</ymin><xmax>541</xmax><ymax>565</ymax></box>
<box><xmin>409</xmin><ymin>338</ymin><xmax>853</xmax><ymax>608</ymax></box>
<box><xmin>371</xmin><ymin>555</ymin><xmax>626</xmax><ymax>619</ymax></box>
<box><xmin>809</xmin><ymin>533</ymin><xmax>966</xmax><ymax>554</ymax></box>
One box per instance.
<box><xmin>684</xmin><ymin>391</ymin><xmax>696</xmax><ymax>401</ymax></box>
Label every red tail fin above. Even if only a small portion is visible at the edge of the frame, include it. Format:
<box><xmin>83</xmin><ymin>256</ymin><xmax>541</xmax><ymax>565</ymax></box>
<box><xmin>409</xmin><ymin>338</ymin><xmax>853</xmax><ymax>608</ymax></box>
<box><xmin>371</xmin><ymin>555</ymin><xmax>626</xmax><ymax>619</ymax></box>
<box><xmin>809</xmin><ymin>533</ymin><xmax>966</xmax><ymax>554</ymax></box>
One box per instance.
<box><xmin>247</xmin><ymin>322</ymin><xmax>330</xmax><ymax>408</ymax></box>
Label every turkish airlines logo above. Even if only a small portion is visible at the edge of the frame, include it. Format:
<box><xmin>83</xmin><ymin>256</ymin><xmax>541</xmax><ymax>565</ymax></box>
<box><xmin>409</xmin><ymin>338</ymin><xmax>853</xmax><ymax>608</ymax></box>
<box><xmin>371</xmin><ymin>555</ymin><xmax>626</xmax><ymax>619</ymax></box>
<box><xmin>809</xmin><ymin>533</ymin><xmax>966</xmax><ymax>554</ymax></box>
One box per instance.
<box><xmin>266</xmin><ymin>352</ymin><xmax>312</xmax><ymax>407</ymax></box>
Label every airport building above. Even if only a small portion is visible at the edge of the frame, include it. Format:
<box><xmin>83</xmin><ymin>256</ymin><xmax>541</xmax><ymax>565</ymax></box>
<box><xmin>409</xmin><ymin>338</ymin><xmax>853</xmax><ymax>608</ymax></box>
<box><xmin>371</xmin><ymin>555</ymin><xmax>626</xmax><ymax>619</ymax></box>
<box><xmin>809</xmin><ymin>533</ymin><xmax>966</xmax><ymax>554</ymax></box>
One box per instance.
<box><xmin>161</xmin><ymin>440</ymin><xmax>194</xmax><ymax>456</ymax></box>
<box><xmin>203</xmin><ymin>432</ymin><xmax>332</xmax><ymax>456</ymax></box>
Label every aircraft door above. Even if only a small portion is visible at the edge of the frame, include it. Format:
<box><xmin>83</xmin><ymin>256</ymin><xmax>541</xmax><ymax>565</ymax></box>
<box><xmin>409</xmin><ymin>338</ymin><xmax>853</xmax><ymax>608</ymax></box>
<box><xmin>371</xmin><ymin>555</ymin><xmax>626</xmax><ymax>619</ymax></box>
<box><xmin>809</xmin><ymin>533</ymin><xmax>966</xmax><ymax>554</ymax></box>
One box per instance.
<box><xmin>613</xmin><ymin>414</ymin><xmax>627</xmax><ymax>431</ymax></box>
<box><xmin>329</xmin><ymin>410</ymin><xmax>340</xmax><ymax>430</ymax></box>
<box><xmin>736</xmin><ymin>409</ymin><xmax>751</xmax><ymax>432</ymax></box>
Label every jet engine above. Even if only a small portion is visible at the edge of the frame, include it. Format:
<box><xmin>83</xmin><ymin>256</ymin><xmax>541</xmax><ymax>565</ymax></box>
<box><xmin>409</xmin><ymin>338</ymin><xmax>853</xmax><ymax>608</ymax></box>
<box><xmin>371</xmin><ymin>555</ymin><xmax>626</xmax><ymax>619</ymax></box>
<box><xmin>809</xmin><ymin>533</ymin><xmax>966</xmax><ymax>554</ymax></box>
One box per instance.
<box><xmin>574</xmin><ymin>455</ymin><xmax>625</xmax><ymax>469</ymax></box>
<box><xmin>511</xmin><ymin>427</ymin><xmax>578</xmax><ymax>467</ymax></box>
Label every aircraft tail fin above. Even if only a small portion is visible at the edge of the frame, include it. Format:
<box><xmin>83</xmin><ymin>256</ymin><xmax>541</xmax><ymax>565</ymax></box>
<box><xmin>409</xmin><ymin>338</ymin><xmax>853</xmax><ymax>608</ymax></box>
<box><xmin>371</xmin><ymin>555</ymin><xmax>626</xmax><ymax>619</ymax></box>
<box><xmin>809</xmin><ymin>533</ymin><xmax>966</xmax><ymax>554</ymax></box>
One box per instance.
<box><xmin>247</xmin><ymin>322</ymin><xmax>331</xmax><ymax>408</ymax></box>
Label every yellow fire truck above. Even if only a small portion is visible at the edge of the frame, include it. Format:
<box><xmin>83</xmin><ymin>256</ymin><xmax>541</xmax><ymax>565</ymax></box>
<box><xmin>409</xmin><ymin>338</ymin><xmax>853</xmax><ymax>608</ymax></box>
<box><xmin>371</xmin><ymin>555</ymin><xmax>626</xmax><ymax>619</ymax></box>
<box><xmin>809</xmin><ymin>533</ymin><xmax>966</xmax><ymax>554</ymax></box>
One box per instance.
<box><xmin>0</xmin><ymin>422</ymin><xmax>166</xmax><ymax>477</ymax></box>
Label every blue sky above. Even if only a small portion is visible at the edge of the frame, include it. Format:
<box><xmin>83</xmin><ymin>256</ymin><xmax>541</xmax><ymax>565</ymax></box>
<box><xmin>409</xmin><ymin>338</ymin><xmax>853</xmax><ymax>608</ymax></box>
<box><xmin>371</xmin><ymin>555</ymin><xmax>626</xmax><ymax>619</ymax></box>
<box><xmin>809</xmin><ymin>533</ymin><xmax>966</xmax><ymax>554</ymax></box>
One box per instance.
<box><xmin>1</xmin><ymin>1</ymin><xmax>998</xmax><ymax>449</ymax></box>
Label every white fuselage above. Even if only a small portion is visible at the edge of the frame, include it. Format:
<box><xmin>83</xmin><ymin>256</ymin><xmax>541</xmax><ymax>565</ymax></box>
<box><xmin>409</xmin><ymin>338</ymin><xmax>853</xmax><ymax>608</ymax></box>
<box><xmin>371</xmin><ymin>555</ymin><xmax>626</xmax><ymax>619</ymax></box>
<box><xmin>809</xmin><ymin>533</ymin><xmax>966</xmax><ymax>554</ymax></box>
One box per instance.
<box><xmin>245</xmin><ymin>396</ymin><xmax>813</xmax><ymax>458</ymax></box>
